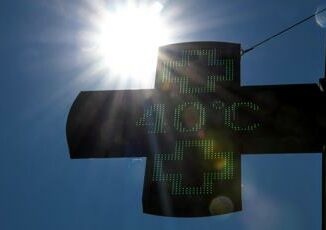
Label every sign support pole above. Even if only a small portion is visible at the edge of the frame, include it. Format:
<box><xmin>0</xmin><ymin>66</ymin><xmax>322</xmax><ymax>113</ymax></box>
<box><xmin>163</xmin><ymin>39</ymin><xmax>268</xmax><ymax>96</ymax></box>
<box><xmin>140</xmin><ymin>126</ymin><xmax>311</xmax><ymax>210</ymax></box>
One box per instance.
<box><xmin>322</xmin><ymin>147</ymin><xmax>325</xmax><ymax>230</ymax></box>
<box><xmin>321</xmin><ymin>37</ymin><xmax>326</xmax><ymax>230</ymax></box>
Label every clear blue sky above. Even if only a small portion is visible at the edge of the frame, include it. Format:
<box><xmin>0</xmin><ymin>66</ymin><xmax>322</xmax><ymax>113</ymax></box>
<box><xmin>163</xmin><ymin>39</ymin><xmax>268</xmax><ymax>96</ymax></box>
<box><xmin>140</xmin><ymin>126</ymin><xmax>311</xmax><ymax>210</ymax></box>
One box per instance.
<box><xmin>0</xmin><ymin>0</ymin><xmax>325</xmax><ymax>229</ymax></box>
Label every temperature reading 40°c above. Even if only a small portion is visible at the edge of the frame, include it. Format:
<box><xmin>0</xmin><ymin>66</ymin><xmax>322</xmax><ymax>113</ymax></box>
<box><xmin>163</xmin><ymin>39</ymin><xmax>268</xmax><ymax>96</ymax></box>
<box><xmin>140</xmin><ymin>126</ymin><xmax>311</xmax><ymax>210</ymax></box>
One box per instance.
<box><xmin>136</xmin><ymin>100</ymin><xmax>262</xmax><ymax>134</ymax></box>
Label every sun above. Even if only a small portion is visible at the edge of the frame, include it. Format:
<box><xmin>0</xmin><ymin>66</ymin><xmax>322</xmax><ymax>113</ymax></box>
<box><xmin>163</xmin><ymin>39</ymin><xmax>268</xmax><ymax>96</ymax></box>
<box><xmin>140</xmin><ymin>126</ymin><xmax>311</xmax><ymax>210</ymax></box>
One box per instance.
<box><xmin>89</xmin><ymin>1</ymin><xmax>171</xmax><ymax>88</ymax></box>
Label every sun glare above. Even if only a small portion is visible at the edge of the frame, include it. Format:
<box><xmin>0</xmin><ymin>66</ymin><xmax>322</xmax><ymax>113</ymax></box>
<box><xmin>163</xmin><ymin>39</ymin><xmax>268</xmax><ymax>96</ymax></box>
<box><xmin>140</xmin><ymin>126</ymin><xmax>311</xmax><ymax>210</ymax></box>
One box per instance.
<box><xmin>90</xmin><ymin>2</ymin><xmax>171</xmax><ymax>88</ymax></box>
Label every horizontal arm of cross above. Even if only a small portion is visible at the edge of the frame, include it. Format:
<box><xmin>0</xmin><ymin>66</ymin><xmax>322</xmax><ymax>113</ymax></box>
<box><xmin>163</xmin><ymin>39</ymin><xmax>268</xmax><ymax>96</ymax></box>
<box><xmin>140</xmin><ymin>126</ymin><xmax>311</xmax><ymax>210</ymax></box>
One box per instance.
<box><xmin>66</xmin><ymin>83</ymin><xmax>326</xmax><ymax>159</ymax></box>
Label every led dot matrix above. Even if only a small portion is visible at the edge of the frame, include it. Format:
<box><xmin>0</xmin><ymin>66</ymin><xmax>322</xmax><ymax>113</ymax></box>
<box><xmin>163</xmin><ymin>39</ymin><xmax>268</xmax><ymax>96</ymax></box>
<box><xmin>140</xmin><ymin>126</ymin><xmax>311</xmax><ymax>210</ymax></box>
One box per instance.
<box><xmin>152</xmin><ymin>140</ymin><xmax>234</xmax><ymax>195</ymax></box>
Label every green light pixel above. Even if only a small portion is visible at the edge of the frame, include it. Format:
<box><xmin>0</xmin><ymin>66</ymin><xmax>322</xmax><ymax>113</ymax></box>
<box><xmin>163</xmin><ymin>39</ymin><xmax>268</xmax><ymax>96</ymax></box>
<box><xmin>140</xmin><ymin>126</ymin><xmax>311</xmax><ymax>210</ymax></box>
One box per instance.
<box><xmin>225</xmin><ymin>102</ymin><xmax>261</xmax><ymax>131</ymax></box>
<box><xmin>211</xmin><ymin>100</ymin><xmax>225</xmax><ymax>111</ymax></box>
<box><xmin>136</xmin><ymin>104</ymin><xmax>167</xmax><ymax>133</ymax></box>
<box><xmin>174</xmin><ymin>102</ymin><xmax>206</xmax><ymax>132</ymax></box>
<box><xmin>158</xmin><ymin>49</ymin><xmax>235</xmax><ymax>94</ymax></box>
<box><xmin>152</xmin><ymin>139</ymin><xmax>234</xmax><ymax>195</ymax></box>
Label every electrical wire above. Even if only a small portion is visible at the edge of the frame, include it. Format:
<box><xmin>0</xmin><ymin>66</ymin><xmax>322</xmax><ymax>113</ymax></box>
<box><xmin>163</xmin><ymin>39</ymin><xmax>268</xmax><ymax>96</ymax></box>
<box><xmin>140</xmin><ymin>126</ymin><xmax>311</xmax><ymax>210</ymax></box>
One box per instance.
<box><xmin>242</xmin><ymin>7</ymin><xmax>326</xmax><ymax>55</ymax></box>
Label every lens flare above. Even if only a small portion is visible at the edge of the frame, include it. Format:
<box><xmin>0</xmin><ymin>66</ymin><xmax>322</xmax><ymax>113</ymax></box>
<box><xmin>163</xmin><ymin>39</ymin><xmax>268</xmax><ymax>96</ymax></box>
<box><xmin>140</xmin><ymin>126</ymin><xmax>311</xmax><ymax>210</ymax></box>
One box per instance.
<box><xmin>214</xmin><ymin>158</ymin><xmax>226</xmax><ymax>171</ymax></box>
<box><xmin>315</xmin><ymin>5</ymin><xmax>326</xmax><ymax>28</ymax></box>
<box><xmin>209</xmin><ymin>196</ymin><xmax>234</xmax><ymax>215</ymax></box>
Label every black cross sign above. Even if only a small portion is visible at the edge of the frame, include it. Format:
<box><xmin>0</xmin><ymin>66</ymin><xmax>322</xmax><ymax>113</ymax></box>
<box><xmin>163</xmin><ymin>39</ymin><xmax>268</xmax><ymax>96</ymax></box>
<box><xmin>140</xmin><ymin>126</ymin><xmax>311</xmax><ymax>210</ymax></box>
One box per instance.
<box><xmin>66</xmin><ymin>42</ymin><xmax>326</xmax><ymax>218</ymax></box>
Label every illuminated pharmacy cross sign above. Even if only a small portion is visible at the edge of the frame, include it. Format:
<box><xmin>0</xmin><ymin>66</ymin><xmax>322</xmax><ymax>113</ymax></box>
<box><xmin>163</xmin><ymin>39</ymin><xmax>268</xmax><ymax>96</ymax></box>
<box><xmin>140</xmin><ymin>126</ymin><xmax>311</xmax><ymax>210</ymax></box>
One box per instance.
<box><xmin>66</xmin><ymin>42</ymin><xmax>326</xmax><ymax>217</ymax></box>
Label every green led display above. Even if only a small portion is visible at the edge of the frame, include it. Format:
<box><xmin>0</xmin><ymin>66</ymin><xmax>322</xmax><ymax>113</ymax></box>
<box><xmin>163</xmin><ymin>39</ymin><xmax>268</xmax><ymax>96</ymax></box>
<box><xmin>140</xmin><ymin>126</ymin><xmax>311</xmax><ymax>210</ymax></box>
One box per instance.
<box><xmin>67</xmin><ymin>41</ymin><xmax>326</xmax><ymax>217</ymax></box>
<box><xmin>211</xmin><ymin>100</ymin><xmax>225</xmax><ymax>111</ymax></box>
<box><xmin>135</xmin><ymin>104</ymin><xmax>166</xmax><ymax>133</ymax></box>
<box><xmin>225</xmin><ymin>102</ymin><xmax>261</xmax><ymax>131</ymax></box>
<box><xmin>158</xmin><ymin>49</ymin><xmax>234</xmax><ymax>94</ymax></box>
<box><xmin>152</xmin><ymin>139</ymin><xmax>234</xmax><ymax>195</ymax></box>
<box><xmin>174</xmin><ymin>102</ymin><xmax>206</xmax><ymax>132</ymax></box>
<box><xmin>68</xmin><ymin>42</ymin><xmax>253</xmax><ymax>217</ymax></box>
<box><xmin>136</xmin><ymin>101</ymin><xmax>261</xmax><ymax>134</ymax></box>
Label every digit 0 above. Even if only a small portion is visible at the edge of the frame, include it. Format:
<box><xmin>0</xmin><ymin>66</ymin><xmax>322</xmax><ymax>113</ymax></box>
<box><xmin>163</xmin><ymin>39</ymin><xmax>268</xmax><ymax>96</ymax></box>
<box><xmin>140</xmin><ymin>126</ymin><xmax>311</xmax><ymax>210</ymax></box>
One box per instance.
<box><xmin>174</xmin><ymin>102</ymin><xmax>206</xmax><ymax>132</ymax></box>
